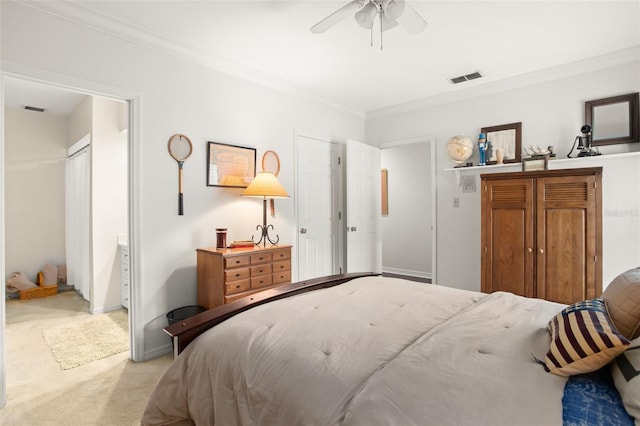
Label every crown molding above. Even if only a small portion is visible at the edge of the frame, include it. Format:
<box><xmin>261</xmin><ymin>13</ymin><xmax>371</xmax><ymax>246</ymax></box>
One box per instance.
<box><xmin>15</xmin><ymin>0</ymin><xmax>366</xmax><ymax>119</ymax></box>
<box><xmin>367</xmin><ymin>46</ymin><xmax>640</xmax><ymax>120</ymax></box>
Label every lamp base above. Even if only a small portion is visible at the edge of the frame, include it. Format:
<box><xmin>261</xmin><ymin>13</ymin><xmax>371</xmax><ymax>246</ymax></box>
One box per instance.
<box><xmin>252</xmin><ymin>198</ymin><xmax>279</xmax><ymax>247</ymax></box>
<box><xmin>253</xmin><ymin>224</ymin><xmax>279</xmax><ymax>247</ymax></box>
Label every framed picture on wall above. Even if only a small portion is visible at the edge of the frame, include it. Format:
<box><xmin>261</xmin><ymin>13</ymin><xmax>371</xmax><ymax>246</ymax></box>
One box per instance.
<box><xmin>207</xmin><ymin>141</ymin><xmax>257</xmax><ymax>188</ymax></box>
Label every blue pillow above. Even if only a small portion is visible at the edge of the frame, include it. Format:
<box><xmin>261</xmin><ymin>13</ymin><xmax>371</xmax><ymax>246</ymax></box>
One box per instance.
<box><xmin>563</xmin><ymin>367</ymin><xmax>633</xmax><ymax>426</ymax></box>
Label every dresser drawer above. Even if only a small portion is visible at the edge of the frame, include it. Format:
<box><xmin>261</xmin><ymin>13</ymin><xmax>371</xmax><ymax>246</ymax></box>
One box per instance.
<box><xmin>250</xmin><ymin>264</ymin><xmax>272</xmax><ymax>276</ymax></box>
<box><xmin>225</xmin><ymin>268</ymin><xmax>250</xmax><ymax>282</ymax></box>
<box><xmin>272</xmin><ymin>249</ymin><xmax>291</xmax><ymax>261</ymax></box>
<box><xmin>273</xmin><ymin>270</ymin><xmax>291</xmax><ymax>284</ymax></box>
<box><xmin>273</xmin><ymin>260</ymin><xmax>291</xmax><ymax>273</ymax></box>
<box><xmin>251</xmin><ymin>274</ymin><xmax>273</xmax><ymax>290</ymax></box>
<box><xmin>225</xmin><ymin>279</ymin><xmax>250</xmax><ymax>295</ymax></box>
<box><xmin>251</xmin><ymin>252</ymin><xmax>272</xmax><ymax>264</ymax></box>
<box><xmin>225</xmin><ymin>255</ymin><xmax>250</xmax><ymax>269</ymax></box>
<box><xmin>225</xmin><ymin>292</ymin><xmax>250</xmax><ymax>304</ymax></box>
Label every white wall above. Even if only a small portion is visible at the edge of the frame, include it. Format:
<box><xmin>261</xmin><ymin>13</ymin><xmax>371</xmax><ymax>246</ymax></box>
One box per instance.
<box><xmin>4</xmin><ymin>108</ymin><xmax>67</xmax><ymax>280</ymax></box>
<box><xmin>0</xmin><ymin>1</ymin><xmax>364</xmax><ymax>358</ymax></box>
<box><xmin>380</xmin><ymin>142</ymin><xmax>432</xmax><ymax>278</ymax></box>
<box><xmin>367</xmin><ymin>60</ymin><xmax>640</xmax><ymax>292</ymax></box>
<box><xmin>91</xmin><ymin>97</ymin><xmax>128</xmax><ymax>313</ymax></box>
<box><xmin>68</xmin><ymin>96</ymin><xmax>92</xmax><ymax>147</ymax></box>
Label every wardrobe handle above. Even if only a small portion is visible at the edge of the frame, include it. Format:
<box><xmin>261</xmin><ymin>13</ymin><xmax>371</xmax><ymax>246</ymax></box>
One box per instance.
<box><xmin>538</xmin><ymin>248</ymin><xmax>544</xmax><ymax>254</ymax></box>
<box><xmin>527</xmin><ymin>248</ymin><xmax>533</xmax><ymax>253</ymax></box>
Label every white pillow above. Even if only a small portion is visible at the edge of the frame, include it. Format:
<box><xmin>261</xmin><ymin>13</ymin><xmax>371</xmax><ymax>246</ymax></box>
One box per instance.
<box><xmin>611</xmin><ymin>337</ymin><xmax>640</xmax><ymax>422</ymax></box>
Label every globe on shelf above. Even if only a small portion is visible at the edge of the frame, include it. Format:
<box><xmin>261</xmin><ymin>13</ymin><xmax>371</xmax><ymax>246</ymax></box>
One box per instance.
<box><xmin>446</xmin><ymin>135</ymin><xmax>473</xmax><ymax>167</ymax></box>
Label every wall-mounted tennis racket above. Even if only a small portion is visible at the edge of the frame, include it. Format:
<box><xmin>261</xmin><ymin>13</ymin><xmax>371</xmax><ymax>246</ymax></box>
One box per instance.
<box><xmin>168</xmin><ymin>134</ymin><xmax>193</xmax><ymax>215</ymax></box>
<box><xmin>261</xmin><ymin>150</ymin><xmax>281</xmax><ymax>216</ymax></box>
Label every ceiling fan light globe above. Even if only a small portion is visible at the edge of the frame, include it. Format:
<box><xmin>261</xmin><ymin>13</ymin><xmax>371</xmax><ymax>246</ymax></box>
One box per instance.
<box><xmin>381</xmin><ymin>17</ymin><xmax>399</xmax><ymax>31</ymax></box>
<box><xmin>382</xmin><ymin>0</ymin><xmax>405</xmax><ymax>20</ymax></box>
<box><xmin>355</xmin><ymin>2</ymin><xmax>378</xmax><ymax>29</ymax></box>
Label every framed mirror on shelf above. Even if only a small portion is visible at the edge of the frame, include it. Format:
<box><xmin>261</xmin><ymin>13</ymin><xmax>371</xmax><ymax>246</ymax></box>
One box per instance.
<box><xmin>585</xmin><ymin>92</ymin><xmax>639</xmax><ymax>146</ymax></box>
<box><xmin>481</xmin><ymin>122</ymin><xmax>522</xmax><ymax>164</ymax></box>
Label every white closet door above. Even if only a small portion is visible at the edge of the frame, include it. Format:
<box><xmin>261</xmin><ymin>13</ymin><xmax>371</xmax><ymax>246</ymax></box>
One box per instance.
<box><xmin>65</xmin><ymin>136</ymin><xmax>91</xmax><ymax>301</ymax></box>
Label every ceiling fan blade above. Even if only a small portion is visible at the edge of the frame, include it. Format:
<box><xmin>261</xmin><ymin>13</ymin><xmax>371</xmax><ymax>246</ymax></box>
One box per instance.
<box><xmin>354</xmin><ymin>2</ymin><xmax>378</xmax><ymax>30</ymax></box>
<box><xmin>395</xmin><ymin>3</ymin><xmax>427</xmax><ymax>35</ymax></box>
<box><xmin>310</xmin><ymin>0</ymin><xmax>366</xmax><ymax>34</ymax></box>
<box><xmin>381</xmin><ymin>0</ymin><xmax>405</xmax><ymax>21</ymax></box>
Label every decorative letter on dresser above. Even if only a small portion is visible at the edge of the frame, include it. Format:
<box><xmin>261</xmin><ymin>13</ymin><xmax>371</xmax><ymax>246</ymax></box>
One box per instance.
<box><xmin>197</xmin><ymin>245</ymin><xmax>292</xmax><ymax>309</ymax></box>
<box><xmin>481</xmin><ymin>167</ymin><xmax>602</xmax><ymax>305</ymax></box>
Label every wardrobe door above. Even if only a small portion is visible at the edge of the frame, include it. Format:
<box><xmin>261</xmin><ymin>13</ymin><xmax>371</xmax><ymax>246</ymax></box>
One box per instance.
<box><xmin>536</xmin><ymin>174</ymin><xmax>600</xmax><ymax>304</ymax></box>
<box><xmin>482</xmin><ymin>178</ymin><xmax>535</xmax><ymax>297</ymax></box>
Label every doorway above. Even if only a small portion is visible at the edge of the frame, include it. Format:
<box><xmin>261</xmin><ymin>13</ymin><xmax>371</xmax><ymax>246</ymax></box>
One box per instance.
<box><xmin>380</xmin><ymin>137</ymin><xmax>436</xmax><ymax>282</ymax></box>
<box><xmin>1</xmin><ymin>74</ymin><xmax>136</xmax><ymax>407</ymax></box>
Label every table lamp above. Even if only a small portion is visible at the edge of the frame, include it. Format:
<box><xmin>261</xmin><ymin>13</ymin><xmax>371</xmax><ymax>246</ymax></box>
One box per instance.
<box><xmin>242</xmin><ymin>172</ymin><xmax>289</xmax><ymax>246</ymax></box>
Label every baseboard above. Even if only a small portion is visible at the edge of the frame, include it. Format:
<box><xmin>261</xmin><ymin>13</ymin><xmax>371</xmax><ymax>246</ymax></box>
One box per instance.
<box><xmin>145</xmin><ymin>343</ymin><xmax>173</xmax><ymax>360</ymax></box>
<box><xmin>382</xmin><ymin>267</ymin><xmax>432</xmax><ymax>280</ymax></box>
<box><xmin>90</xmin><ymin>304</ymin><xmax>126</xmax><ymax>315</ymax></box>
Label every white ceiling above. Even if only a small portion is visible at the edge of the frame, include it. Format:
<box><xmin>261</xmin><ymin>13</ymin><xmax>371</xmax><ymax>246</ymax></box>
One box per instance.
<box><xmin>4</xmin><ymin>1</ymin><xmax>640</xmax><ymax>115</ymax></box>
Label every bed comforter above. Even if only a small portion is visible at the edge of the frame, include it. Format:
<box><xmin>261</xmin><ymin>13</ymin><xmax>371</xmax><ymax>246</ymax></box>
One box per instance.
<box><xmin>142</xmin><ymin>276</ymin><xmax>567</xmax><ymax>425</ymax></box>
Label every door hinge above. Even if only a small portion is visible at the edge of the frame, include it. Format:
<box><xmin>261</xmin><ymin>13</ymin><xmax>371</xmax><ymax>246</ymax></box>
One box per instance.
<box><xmin>338</xmin><ymin>211</ymin><xmax>342</xmax><ymax>220</ymax></box>
<box><xmin>594</xmin><ymin>255</ymin><xmax>597</xmax><ymax>262</ymax></box>
<box><xmin>339</xmin><ymin>267</ymin><xmax>343</xmax><ymax>274</ymax></box>
<box><xmin>338</xmin><ymin>157</ymin><xmax>341</xmax><ymax>165</ymax></box>
<box><xmin>593</xmin><ymin>182</ymin><xmax>597</xmax><ymax>189</ymax></box>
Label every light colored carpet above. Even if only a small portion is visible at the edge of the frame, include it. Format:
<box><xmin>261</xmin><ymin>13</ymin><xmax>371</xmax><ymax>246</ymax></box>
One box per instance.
<box><xmin>43</xmin><ymin>309</ymin><xmax>129</xmax><ymax>370</ymax></box>
<box><xmin>1</xmin><ymin>291</ymin><xmax>174</xmax><ymax>425</ymax></box>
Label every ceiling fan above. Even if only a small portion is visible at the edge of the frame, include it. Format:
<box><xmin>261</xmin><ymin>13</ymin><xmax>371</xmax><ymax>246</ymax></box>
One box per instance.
<box><xmin>310</xmin><ymin>0</ymin><xmax>427</xmax><ymax>49</ymax></box>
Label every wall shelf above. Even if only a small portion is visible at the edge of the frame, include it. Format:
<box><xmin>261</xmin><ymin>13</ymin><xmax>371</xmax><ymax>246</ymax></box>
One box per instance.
<box><xmin>444</xmin><ymin>163</ymin><xmax>522</xmax><ymax>185</ymax></box>
<box><xmin>444</xmin><ymin>150</ymin><xmax>640</xmax><ymax>185</ymax></box>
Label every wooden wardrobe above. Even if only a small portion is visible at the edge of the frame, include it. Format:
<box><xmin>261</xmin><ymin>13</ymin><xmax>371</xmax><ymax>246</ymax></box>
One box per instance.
<box><xmin>481</xmin><ymin>167</ymin><xmax>602</xmax><ymax>304</ymax></box>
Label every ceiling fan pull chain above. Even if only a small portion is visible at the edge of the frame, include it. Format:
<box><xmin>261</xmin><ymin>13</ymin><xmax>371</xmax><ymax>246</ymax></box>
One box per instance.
<box><xmin>380</xmin><ymin>10</ymin><xmax>383</xmax><ymax>50</ymax></box>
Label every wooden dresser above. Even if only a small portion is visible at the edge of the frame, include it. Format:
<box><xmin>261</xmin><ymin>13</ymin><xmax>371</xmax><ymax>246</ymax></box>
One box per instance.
<box><xmin>197</xmin><ymin>245</ymin><xmax>292</xmax><ymax>309</ymax></box>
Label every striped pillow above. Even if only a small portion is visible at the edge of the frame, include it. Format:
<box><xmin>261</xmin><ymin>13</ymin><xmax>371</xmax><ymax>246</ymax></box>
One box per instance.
<box><xmin>545</xmin><ymin>299</ymin><xmax>630</xmax><ymax>376</ymax></box>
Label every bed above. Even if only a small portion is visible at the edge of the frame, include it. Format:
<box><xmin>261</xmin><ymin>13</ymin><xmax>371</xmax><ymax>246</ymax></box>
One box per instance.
<box><xmin>142</xmin><ymin>270</ymin><xmax>640</xmax><ymax>426</ymax></box>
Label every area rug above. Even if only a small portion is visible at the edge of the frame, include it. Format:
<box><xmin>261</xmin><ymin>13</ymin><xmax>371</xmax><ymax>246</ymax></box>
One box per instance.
<box><xmin>43</xmin><ymin>310</ymin><xmax>128</xmax><ymax>370</ymax></box>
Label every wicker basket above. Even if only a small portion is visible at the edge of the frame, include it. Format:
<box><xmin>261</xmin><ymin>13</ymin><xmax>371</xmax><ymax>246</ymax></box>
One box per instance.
<box><xmin>18</xmin><ymin>284</ymin><xmax>58</xmax><ymax>300</ymax></box>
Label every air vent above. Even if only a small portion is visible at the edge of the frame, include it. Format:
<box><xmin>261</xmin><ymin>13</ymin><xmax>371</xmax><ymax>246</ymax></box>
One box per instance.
<box><xmin>23</xmin><ymin>105</ymin><xmax>46</xmax><ymax>113</ymax></box>
<box><xmin>449</xmin><ymin>71</ymin><xmax>483</xmax><ymax>84</ymax></box>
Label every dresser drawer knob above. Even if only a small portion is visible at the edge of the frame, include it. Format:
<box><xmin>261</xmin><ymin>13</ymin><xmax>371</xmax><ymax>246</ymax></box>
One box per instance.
<box><xmin>236</xmin><ymin>273</ymin><xmax>241</xmax><ymax>277</ymax></box>
<box><xmin>236</xmin><ymin>285</ymin><xmax>240</xmax><ymax>289</ymax></box>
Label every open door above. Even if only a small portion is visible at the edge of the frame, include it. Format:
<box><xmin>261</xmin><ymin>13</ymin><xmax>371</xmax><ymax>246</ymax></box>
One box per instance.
<box><xmin>346</xmin><ymin>139</ymin><xmax>381</xmax><ymax>274</ymax></box>
<box><xmin>295</xmin><ymin>133</ymin><xmax>342</xmax><ymax>281</ymax></box>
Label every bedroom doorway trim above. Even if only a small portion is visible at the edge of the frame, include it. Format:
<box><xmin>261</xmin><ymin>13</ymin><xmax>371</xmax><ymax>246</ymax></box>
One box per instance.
<box><xmin>0</xmin><ymin>63</ymin><xmax>143</xmax><ymax>407</ymax></box>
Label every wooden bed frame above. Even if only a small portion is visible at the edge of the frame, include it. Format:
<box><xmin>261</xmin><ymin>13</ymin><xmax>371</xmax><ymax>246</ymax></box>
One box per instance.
<box><xmin>165</xmin><ymin>272</ymin><xmax>379</xmax><ymax>356</ymax></box>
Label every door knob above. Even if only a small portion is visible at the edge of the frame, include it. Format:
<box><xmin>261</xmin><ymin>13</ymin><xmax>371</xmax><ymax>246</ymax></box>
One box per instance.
<box><xmin>351</xmin><ymin>226</ymin><xmax>357</xmax><ymax>232</ymax></box>
<box><xmin>300</xmin><ymin>228</ymin><xmax>307</xmax><ymax>234</ymax></box>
